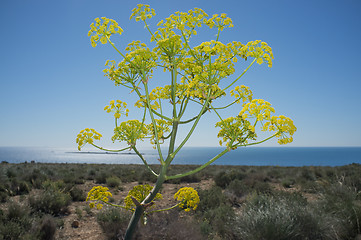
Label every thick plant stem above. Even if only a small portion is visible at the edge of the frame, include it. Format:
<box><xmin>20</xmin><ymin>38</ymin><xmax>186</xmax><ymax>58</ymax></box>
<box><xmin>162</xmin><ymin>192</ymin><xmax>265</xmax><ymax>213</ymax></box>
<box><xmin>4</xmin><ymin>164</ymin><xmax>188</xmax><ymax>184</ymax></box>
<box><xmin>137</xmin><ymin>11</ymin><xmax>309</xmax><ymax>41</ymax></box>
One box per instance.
<box><xmin>123</xmin><ymin>165</ymin><xmax>167</xmax><ymax>240</ymax></box>
<box><xmin>123</xmin><ymin>205</ymin><xmax>144</xmax><ymax>240</ymax></box>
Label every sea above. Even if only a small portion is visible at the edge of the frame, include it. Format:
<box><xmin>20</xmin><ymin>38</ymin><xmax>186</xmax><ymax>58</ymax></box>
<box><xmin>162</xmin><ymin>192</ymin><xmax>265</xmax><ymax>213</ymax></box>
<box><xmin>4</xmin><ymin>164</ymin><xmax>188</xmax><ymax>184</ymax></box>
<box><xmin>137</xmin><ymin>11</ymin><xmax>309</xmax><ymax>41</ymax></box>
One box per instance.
<box><xmin>0</xmin><ymin>146</ymin><xmax>360</xmax><ymax>167</ymax></box>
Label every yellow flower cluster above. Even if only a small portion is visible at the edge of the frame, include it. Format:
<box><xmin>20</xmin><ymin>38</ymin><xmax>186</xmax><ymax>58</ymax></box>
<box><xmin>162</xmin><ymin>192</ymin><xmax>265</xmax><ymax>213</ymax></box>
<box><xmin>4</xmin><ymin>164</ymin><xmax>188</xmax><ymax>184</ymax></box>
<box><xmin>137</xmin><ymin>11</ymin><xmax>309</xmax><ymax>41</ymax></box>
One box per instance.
<box><xmin>215</xmin><ymin>116</ymin><xmax>256</xmax><ymax>148</ymax></box>
<box><xmin>206</xmin><ymin>13</ymin><xmax>234</xmax><ymax>31</ymax></box>
<box><xmin>154</xmin><ymin>34</ymin><xmax>184</xmax><ymax>62</ymax></box>
<box><xmin>154</xmin><ymin>8</ymin><xmax>206</xmax><ymax>40</ymax></box>
<box><xmin>124</xmin><ymin>184</ymin><xmax>162</xmax><ymax>211</ymax></box>
<box><xmin>262</xmin><ymin>115</ymin><xmax>297</xmax><ymax>144</ymax></box>
<box><xmin>103</xmin><ymin>60</ymin><xmax>137</xmax><ymax>86</ymax></box>
<box><xmin>76</xmin><ymin>128</ymin><xmax>102</xmax><ymax>150</ymax></box>
<box><xmin>130</xmin><ymin>4</ymin><xmax>156</xmax><ymax>22</ymax></box>
<box><xmin>216</xmin><ymin>91</ymin><xmax>296</xmax><ymax>147</ymax></box>
<box><xmin>155</xmin><ymin>8</ymin><xmax>232</xmax><ymax>39</ymax></box>
<box><xmin>185</xmin><ymin>81</ymin><xmax>226</xmax><ymax>102</ymax></box>
<box><xmin>239</xmin><ymin>99</ymin><xmax>275</xmax><ymax>122</ymax></box>
<box><xmin>126</xmin><ymin>41</ymin><xmax>158</xmax><ymax>75</ymax></box>
<box><xmin>88</xmin><ymin>17</ymin><xmax>123</xmax><ymax>47</ymax></box>
<box><xmin>86</xmin><ymin>186</ymin><xmax>112</xmax><ymax>210</ymax></box>
<box><xmin>111</xmin><ymin>120</ymin><xmax>148</xmax><ymax>146</ymax></box>
<box><xmin>179</xmin><ymin>41</ymin><xmax>235</xmax><ymax>85</ymax></box>
<box><xmin>230</xmin><ymin>85</ymin><xmax>253</xmax><ymax>104</ymax></box>
<box><xmin>134</xmin><ymin>84</ymin><xmax>187</xmax><ymax>109</ymax></box>
<box><xmin>147</xmin><ymin>119</ymin><xmax>172</xmax><ymax>146</ymax></box>
<box><xmin>104</xmin><ymin>100</ymin><xmax>129</xmax><ymax>119</ymax></box>
<box><xmin>103</xmin><ymin>43</ymin><xmax>157</xmax><ymax>86</ymax></box>
<box><xmin>174</xmin><ymin>187</ymin><xmax>200</xmax><ymax>212</ymax></box>
<box><xmin>245</xmin><ymin>40</ymin><xmax>274</xmax><ymax>67</ymax></box>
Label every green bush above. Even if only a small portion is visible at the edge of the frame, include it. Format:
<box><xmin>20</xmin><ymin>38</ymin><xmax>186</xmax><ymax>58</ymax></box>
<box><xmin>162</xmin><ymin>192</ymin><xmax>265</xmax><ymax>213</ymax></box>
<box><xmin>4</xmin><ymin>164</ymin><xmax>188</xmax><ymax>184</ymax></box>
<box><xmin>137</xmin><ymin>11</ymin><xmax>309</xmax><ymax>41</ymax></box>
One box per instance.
<box><xmin>318</xmin><ymin>183</ymin><xmax>361</xmax><ymax>239</ymax></box>
<box><xmin>281</xmin><ymin>178</ymin><xmax>295</xmax><ymax>188</ymax></box>
<box><xmin>226</xmin><ymin>179</ymin><xmax>249</xmax><ymax>197</ymax></box>
<box><xmin>69</xmin><ymin>186</ymin><xmax>86</xmax><ymax>202</ymax></box>
<box><xmin>29</xmin><ymin>189</ymin><xmax>71</xmax><ymax>215</ymax></box>
<box><xmin>235</xmin><ymin>192</ymin><xmax>342</xmax><ymax>240</ymax></box>
<box><xmin>202</xmin><ymin>205</ymin><xmax>237</xmax><ymax>239</ymax></box>
<box><xmin>196</xmin><ymin>186</ymin><xmax>238</xmax><ymax>238</ymax></box>
<box><xmin>10</xmin><ymin>179</ymin><xmax>31</xmax><ymax>195</ymax></box>
<box><xmin>106</xmin><ymin>176</ymin><xmax>121</xmax><ymax>188</ymax></box>
<box><xmin>197</xmin><ymin>186</ymin><xmax>226</xmax><ymax>213</ymax></box>
<box><xmin>214</xmin><ymin>171</ymin><xmax>232</xmax><ymax>188</ymax></box>
<box><xmin>95</xmin><ymin>171</ymin><xmax>108</xmax><ymax>184</ymax></box>
<box><xmin>0</xmin><ymin>202</ymin><xmax>33</xmax><ymax>240</ymax></box>
<box><xmin>24</xmin><ymin>168</ymin><xmax>48</xmax><ymax>189</ymax></box>
<box><xmin>39</xmin><ymin>215</ymin><xmax>57</xmax><ymax>240</ymax></box>
<box><xmin>97</xmin><ymin>207</ymin><xmax>131</xmax><ymax>240</ymax></box>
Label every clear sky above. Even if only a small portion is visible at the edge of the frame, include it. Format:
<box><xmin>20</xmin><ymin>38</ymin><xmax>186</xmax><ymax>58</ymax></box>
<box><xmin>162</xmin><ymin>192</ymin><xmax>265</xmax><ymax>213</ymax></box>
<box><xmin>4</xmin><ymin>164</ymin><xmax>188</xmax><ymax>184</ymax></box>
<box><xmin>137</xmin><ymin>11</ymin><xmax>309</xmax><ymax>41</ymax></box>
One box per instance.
<box><xmin>1</xmin><ymin>0</ymin><xmax>361</xmax><ymax>149</ymax></box>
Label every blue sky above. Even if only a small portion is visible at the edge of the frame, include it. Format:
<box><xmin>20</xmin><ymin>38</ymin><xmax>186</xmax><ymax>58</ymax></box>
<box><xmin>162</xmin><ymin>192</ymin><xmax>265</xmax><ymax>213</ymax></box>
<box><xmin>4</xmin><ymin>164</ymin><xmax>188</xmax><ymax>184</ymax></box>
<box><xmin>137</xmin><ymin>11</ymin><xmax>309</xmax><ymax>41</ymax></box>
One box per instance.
<box><xmin>1</xmin><ymin>0</ymin><xmax>360</xmax><ymax>149</ymax></box>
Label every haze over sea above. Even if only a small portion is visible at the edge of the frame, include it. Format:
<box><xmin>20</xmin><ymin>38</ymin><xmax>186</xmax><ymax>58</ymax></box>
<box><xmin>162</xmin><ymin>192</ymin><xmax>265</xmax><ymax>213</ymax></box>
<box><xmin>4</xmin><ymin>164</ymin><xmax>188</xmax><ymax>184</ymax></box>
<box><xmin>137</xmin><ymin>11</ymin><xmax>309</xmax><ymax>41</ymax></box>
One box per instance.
<box><xmin>0</xmin><ymin>147</ymin><xmax>360</xmax><ymax>167</ymax></box>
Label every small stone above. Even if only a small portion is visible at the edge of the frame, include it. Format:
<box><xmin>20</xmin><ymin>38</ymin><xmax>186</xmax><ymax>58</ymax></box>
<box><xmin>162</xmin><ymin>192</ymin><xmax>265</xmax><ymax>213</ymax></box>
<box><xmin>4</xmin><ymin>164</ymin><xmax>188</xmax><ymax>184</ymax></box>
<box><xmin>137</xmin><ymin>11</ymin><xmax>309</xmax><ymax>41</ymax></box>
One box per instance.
<box><xmin>71</xmin><ymin>220</ymin><xmax>80</xmax><ymax>228</ymax></box>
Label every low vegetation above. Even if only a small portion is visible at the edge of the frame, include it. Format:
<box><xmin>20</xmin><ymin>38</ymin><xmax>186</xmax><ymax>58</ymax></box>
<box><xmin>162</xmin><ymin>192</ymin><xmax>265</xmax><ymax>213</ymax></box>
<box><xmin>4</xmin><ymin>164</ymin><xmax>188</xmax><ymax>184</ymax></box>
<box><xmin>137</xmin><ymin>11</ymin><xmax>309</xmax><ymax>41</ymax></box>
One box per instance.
<box><xmin>0</xmin><ymin>162</ymin><xmax>360</xmax><ymax>239</ymax></box>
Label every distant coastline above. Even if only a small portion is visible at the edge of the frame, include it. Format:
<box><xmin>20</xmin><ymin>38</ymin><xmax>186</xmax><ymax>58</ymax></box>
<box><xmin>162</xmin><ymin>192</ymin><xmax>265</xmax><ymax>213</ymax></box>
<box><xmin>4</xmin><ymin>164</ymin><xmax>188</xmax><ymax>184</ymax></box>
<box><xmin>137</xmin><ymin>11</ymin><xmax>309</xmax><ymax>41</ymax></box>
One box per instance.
<box><xmin>0</xmin><ymin>146</ymin><xmax>360</xmax><ymax>166</ymax></box>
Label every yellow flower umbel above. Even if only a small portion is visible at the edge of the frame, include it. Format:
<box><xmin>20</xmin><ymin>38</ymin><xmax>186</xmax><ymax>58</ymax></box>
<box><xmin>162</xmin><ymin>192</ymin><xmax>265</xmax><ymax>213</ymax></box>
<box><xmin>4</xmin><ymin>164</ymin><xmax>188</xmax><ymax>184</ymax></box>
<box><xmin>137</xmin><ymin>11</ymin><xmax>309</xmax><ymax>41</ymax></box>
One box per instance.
<box><xmin>174</xmin><ymin>187</ymin><xmax>200</xmax><ymax>212</ymax></box>
<box><xmin>88</xmin><ymin>17</ymin><xmax>123</xmax><ymax>47</ymax></box>
<box><xmin>104</xmin><ymin>100</ymin><xmax>129</xmax><ymax>119</ymax></box>
<box><xmin>87</xmin><ymin>186</ymin><xmax>112</xmax><ymax>210</ymax></box>
<box><xmin>130</xmin><ymin>4</ymin><xmax>156</xmax><ymax>22</ymax></box>
<box><xmin>124</xmin><ymin>184</ymin><xmax>162</xmax><ymax>211</ymax></box>
<box><xmin>112</xmin><ymin>120</ymin><xmax>148</xmax><ymax>147</ymax></box>
<box><xmin>76</xmin><ymin>128</ymin><xmax>102</xmax><ymax>150</ymax></box>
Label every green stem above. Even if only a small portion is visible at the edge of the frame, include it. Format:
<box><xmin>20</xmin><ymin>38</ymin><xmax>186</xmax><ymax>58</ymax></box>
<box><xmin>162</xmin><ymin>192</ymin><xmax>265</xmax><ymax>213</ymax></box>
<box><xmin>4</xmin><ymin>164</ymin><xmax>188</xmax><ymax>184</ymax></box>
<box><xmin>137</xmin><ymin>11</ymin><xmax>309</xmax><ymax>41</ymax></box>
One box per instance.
<box><xmin>101</xmin><ymin>200</ymin><xmax>129</xmax><ymax>210</ymax></box>
<box><xmin>150</xmin><ymin>109</ymin><xmax>172</xmax><ymax>122</ymax></box>
<box><xmin>241</xmin><ymin>132</ymin><xmax>279</xmax><ymax>147</ymax></box>
<box><xmin>143</xmin><ymin>78</ymin><xmax>164</xmax><ymax>164</ymax></box>
<box><xmin>178</xmin><ymin>97</ymin><xmax>189</xmax><ymax>119</ymax></box>
<box><xmin>166</xmin><ymin>147</ymin><xmax>230</xmax><ymax>180</ymax></box>
<box><xmin>106</xmin><ymin>36</ymin><xmax>127</xmax><ymax>59</ymax></box>
<box><xmin>148</xmin><ymin>203</ymin><xmax>180</xmax><ymax>214</ymax></box>
<box><xmin>222</xmin><ymin>58</ymin><xmax>257</xmax><ymax>92</ymax></box>
<box><xmin>124</xmin><ymin>165</ymin><xmax>167</xmax><ymax>239</ymax></box>
<box><xmin>143</xmin><ymin>20</ymin><xmax>157</xmax><ymax>41</ymax></box>
<box><xmin>132</xmin><ymin>146</ymin><xmax>158</xmax><ymax>177</ymax></box>
<box><xmin>172</xmin><ymin>91</ymin><xmax>211</xmax><ymax>157</ymax></box>
<box><xmin>90</xmin><ymin>144</ymin><xmax>131</xmax><ymax>152</ymax></box>
<box><xmin>213</xmin><ymin>98</ymin><xmax>243</xmax><ymax>110</ymax></box>
<box><xmin>209</xmin><ymin>102</ymin><xmax>223</xmax><ymax>121</ymax></box>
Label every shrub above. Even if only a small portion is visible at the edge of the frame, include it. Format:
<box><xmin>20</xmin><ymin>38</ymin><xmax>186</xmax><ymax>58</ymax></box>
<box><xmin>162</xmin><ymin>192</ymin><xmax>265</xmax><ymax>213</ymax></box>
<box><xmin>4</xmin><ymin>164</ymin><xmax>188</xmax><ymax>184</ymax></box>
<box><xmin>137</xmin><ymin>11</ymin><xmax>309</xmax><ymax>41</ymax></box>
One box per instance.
<box><xmin>197</xmin><ymin>186</ymin><xmax>226</xmax><ymax>213</ymax></box>
<box><xmin>29</xmin><ymin>189</ymin><xmax>71</xmax><ymax>215</ymax></box>
<box><xmin>69</xmin><ymin>186</ymin><xmax>86</xmax><ymax>202</ymax></box>
<box><xmin>236</xmin><ymin>192</ymin><xmax>334</xmax><ymax>240</ymax></box>
<box><xmin>0</xmin><ymin>202</ymin><xmax>33</xmax><ymax>240</ymax></box>
<box><xmin>0</xmin><ymin>191</ymin><xmax>8</xmax><ymax>203</ymax></box>
<box><xmin>6</xmin><ymin>168</ymin><xmax>17</xmax><ymax>178</ymax></box>
<box><xmin>24</xmin><ymin>168</ymin><xmax>48</xmax><ymax>189</ymax></box>
<box><xmin>214</xmin><ymin>171</ymin><xmax>232</xmax><ymax>188</ymax></box>
<box><xmin>202</xmin><ymin>205</ymin><xmax>237</xmax><ymax>239</ymax></box>
<box><xmin>95</xmin><ymin>171</ymin><xmax>108</xmax><ymax>184</ymax></box>
<box><xmin>97</xmin><ymin>207</ymin><xmax>131</xmax><ymax>240</ymax></box>
<box><xmin>196</xmin><ymin>186</ymin><xmax>238</xmax><ymax>238</ymax></box>
<box><xmin>318</xmin><ymin>183</ymin><xmax>361</xmax><ymax>239</ymax></box>
<box><xmin>281</xmin><ymin>178</ymin><xmax>295</xmax><ymax>188</ymax></box>
<box><xmin>106</xmin><ymin>176</ymin><xmax>121</xmax><ymax>188</ymax></box>
<box><xmin>39</xmin><ymin>215</ymin><xmax>57</xmax><ymax>240</ymax></box>
<box><xmin>11</xmin><ymin>179</ymin><xmax>31</xmax><ymax>195</ymax></box>
<box><xmin>226</xmin><ymin>179</ymin><xmax>249</xmax><ymax>197</ymax></box>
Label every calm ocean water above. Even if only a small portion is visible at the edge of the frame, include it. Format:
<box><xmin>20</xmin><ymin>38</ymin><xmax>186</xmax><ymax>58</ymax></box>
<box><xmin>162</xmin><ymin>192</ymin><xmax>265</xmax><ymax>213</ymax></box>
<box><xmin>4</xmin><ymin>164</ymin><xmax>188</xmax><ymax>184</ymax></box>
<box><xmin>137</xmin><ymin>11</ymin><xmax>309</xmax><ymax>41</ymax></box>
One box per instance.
<box><xmin>0</xmin><ymin>147</ymin><xmax>360</xmax><ymax>166</ymax></box>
